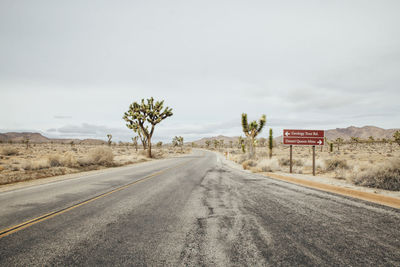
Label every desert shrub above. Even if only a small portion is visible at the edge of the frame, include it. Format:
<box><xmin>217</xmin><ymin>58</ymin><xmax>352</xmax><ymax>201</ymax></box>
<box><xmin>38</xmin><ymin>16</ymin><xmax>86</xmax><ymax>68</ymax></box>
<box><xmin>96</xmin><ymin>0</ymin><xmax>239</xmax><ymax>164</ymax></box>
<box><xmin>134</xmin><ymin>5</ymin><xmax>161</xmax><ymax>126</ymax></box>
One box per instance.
<box><xmin>278</xmin><ymin>158</ymin><xmax>303</xmax><ymax>167</ymax></box>
<box><xmin>242</xmin><ymin>159</ymin><xmax>257</xmax><ymax>170</ymax></box>
<box><xmin>22</xmin><ymin>159</ymin><xmax>50</xmax><ymax>170</ymax></box>
<box><xmin>236</xmin><ymin>154</ymin><xmax>250</xmax><ymax>164</ymax></box>
<box><xmin>48</xmin><ymin>154</ymin><xmax>62</xmax><ymax>167</ymax></box>
<box><xmin>324</xmin><ymin>158</ymin><xmax>348</xmax><ymax>171</ymax></box>
<box><xmin>0</xmin><ymin>166</ymin><xmax>4</xmax><ymax>172</ymax></box>
<box><xmin>62</xmin><ymin>152</ymin><xmax>78</xmax><ymax>167</ymax></box>
<box><xmin>351</xmin><ymin>159</ymin><xmax>400</xmax><ymax>191</ymax></box>
<box><xmin>1</xmin><ymin>147</ymin><xmax>18</xmax><ymax>156</ymax></box>
<box><xmin>256</xmin><ymin>158</ymin><xmax>280</xmax><ymax>172</ymax></box>
<box><xmin>79</xmin><ymin>147</ymin><xmax>114</xmax><ymax>166</ymax></box>
<box><xmin>304</xmin><ymin>159</ymin><xmax>325</xmax><ymax>169</ymax></box>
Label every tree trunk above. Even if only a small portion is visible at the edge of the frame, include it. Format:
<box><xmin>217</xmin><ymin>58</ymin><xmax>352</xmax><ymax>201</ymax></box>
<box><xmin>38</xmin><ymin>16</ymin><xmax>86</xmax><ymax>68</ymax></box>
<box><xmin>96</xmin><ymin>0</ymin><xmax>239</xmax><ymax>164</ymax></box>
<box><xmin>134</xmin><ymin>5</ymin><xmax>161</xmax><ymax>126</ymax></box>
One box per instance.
<box><xmin>147</xmin><ymin>139</ymin><xmax>152</xmax><ymax>158</ymax></box>
<box><xmin>249</xmin><ymin>137</ymin><xmax>255</xmax><ymax>158</ymax></box>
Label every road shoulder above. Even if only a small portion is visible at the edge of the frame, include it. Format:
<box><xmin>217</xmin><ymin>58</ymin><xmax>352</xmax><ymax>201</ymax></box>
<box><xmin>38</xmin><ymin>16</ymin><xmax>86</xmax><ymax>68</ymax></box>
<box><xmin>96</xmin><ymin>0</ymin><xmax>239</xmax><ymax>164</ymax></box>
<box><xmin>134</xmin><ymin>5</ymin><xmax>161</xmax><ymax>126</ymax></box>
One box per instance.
<box><xmin>216</xmin><ymin>152</ymin><xmax>400</xmax><ymax>209</ymax></box>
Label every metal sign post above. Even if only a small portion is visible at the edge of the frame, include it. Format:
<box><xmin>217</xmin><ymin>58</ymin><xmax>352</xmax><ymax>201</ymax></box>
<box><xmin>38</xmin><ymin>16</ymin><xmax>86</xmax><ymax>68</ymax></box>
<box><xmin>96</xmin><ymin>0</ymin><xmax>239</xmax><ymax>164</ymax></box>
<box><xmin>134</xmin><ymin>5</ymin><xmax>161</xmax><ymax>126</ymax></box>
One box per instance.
<box><xmin>312</xmin><ymin>145</ymin><xmax>316</xmax><ymax>176</ymax></box>
<box><xmin>290</xmin><ymin>145</ymin><xmax>293</xmax><ymax>173</ymax></box>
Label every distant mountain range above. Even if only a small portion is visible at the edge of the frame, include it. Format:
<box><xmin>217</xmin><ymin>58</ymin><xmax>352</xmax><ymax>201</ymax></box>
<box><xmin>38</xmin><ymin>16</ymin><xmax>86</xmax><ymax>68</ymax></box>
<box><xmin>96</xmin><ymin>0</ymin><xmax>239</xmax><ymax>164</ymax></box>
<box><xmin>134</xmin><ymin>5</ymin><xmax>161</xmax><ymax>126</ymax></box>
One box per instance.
<box><xmin>192</xmin><ymin>126</ymin><xmax>399</xmax><ymax>145</ymax></box>
<box><xmin>0</xmin><ymin>126</ymin><xmax>398</xmax><ymax>145</ymax></box>
<box><xmin>0</xmin><ymin>132</ymin><xmax>106</xmax><ymax>145</ymax></box>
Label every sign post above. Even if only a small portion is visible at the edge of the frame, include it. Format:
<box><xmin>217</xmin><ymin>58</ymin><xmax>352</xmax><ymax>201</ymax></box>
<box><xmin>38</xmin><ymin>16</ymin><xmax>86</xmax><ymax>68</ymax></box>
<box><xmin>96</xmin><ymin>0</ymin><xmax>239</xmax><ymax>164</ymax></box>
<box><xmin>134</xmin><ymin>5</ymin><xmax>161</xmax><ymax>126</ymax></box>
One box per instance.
<box><xmin>290</xmin><ymin>145</ymin><xmax>293</xmax><ymax>173</ymax></box>
<box><xmin>283</xmin><ymin>129</ymin><xmax>325</xmax><ymax>176</ymax></box>
<box><xmin>312</xmin><ymin>145</ymin><xmax>316</xmax><ymax>176</ymax></box>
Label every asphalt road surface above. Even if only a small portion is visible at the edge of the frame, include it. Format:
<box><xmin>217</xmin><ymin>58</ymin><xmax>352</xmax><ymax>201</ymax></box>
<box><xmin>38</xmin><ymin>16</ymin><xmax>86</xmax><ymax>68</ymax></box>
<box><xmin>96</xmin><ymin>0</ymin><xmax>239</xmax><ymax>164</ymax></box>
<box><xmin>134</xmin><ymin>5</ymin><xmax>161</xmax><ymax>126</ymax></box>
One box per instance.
<box><xmin>0</xmin><ymin>150</ymin><xmax>399</xmax><ymax>266</ymax></box>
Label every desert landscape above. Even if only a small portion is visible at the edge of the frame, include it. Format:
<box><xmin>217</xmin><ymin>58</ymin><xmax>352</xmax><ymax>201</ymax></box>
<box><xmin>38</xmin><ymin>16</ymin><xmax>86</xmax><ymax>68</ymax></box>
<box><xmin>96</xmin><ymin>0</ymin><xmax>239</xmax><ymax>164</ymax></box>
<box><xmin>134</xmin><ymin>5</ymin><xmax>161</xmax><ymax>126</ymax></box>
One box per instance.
<box><xmin>0</xmin><ymin>141</ymin><xmax>190</xmax><ymax>185</ymax></box>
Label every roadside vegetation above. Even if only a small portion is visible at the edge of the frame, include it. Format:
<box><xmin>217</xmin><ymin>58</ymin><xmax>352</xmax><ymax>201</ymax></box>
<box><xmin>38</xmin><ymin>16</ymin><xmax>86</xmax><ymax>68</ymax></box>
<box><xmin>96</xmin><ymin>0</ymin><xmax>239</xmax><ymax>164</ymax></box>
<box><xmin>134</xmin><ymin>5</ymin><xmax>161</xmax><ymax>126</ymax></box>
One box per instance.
<box><xmin>0</xmin><ymin>142</ymin><xmax>190</xmax><ymax>185</ymax></box>
<box><xmin>204</xmin><ymin>121</ymin><xmax>400</xmax><ymax>191</ymax></box>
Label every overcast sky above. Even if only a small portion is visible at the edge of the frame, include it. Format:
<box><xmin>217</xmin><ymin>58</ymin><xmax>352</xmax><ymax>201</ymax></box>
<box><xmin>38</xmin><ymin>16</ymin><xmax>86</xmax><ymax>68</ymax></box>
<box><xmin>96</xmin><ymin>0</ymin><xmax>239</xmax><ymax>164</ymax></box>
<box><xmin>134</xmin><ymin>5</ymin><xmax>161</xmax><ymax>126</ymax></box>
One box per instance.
<box><xmin>1</xmin><ymin>0</ymin><xmax>399</xmax><ymax>142</ymax></box>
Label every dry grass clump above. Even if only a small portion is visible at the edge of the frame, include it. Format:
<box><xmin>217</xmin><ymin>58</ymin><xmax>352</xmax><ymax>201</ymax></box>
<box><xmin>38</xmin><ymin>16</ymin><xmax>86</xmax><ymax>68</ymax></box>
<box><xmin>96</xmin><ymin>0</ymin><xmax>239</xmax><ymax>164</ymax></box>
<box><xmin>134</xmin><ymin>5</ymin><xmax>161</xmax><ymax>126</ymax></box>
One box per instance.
<box><xmin>256</xmin><ymin>158</ymin><xmax>281</xmax><ymax>172</ymax></box>
<box><xmin>1</xmin><ymin>146</ymin><xmax>18</xmax><ymax>156</ymax></box>
<box><xmin>0</xmin><ymin>143</ymin><xmax>190</xmax><ymax>186</ymax></box>
<box><xmin>324</xmin><ymin>158</ymin><xmax>348</xmax><ymax>171</ymax></box>
<box><xmin>242</xmin><ymin>159</ymin><xmax>257</xmax><ymax>170</ymax></box>
<box><xmin>22</xmin><ymin>159</ymin><xmax>50</xmax><ymax>170</ymax></box>
<box><xmin>278</xmin><ymin>158</ymin><xmax>303</xmax><ymax>167</ymax></box>
<box><xmin>351</xmin><ymin>159</ymin><xmax>400</xmax><ymax>191</ymax></box>
<box><xmin>78</xmin><ymin>147</ymin><xmax>114</xmax><ymax>166</ymax></box>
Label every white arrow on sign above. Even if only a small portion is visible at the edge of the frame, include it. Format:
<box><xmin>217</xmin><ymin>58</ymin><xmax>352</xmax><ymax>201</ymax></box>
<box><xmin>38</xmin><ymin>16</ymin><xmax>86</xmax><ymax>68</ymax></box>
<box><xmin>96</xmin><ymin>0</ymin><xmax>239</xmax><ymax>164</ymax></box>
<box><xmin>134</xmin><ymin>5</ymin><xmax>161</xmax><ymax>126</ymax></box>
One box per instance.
<box><xmin>317</xmin><ymin>140</ymin><xmax>322</xmax><ymax>145</ymax></box>
<box><xmin>285</xmin><ymin>132</ymin><xmax>290</xmax><ymax>136</ymax></box>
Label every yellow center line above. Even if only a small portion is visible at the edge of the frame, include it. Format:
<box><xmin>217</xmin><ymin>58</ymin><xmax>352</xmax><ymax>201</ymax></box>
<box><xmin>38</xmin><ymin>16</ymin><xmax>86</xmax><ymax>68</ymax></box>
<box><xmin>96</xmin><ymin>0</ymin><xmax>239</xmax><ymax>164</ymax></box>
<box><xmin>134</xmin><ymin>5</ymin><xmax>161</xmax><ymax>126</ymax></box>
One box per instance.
<box><xmin>0</xmin><ymin>158</ymin><xmax>194</xmax><ymax>239</ymax></box>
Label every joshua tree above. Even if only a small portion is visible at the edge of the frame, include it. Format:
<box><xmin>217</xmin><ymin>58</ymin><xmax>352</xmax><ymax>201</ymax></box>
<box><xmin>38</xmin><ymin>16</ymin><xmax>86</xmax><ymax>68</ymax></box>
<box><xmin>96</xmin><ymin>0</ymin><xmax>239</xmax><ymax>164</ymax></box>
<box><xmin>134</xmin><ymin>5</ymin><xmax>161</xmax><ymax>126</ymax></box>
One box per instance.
<box><xmin>241</xmin><ymin>113</ymin><xmax>266</xmax><ymax>157</ymax></box>
<box><xmin>107</xmin><ymin>134</ymin><xmax>112</xmax><ymax>146</ymax></box>
<box><xmin>268</xmin><ymin>128</ymin><xmax>273</xmax><ymax>159</ymax></box>
<box><xmin>123</xmin><ymin>97</ymin><xmax>173</xmax><ymax>158</ymax></box>
<box><xmin>335</xmin><ymin>137</ymin><xmax>343</xmax><ymax>151</ymax></box>
<box><xmin>213</xmin><ymin>139</ymin><xmax>219</xmax><ymax>149</ymax></box>
<box><xmin>368</xmin><ymin>136</ymin><xmax>375</xmax><ymax>146</ymax></box>
<box><xmin>69</xmin><ymin>140</ymin><xmax>74</xmax><ymax>148</ymax></box>
<box><xmin>156</xmin><ymin>141</ymin><xmax>163</xmax><ymax>148</ymax></box>
<box><xmin>229</xmin><ymin>140</ymin><xmax>233</xmax><ymax>149</ymax></box>
<box><xmin>330</xmin><ymin>142</ymin><xmax>333</xmax><ymax>152</ymax></box>
<box><xmin>132</xmin><ymin>136</ymin><xmax>138</xmax><ymax>152</ymax></box>
<box><xmin>394</xmin><ymin>130</ymin><xmax>400</xmax><ymax>146</ymax></box>
<box><xmin>351</xmin><ymin>136</ymin><xmax>360</xmax><ymax>148</ymax></box>
<box><xmin>205</xmin><ymin>140</ymin><xmax>211</xmax><ymax>148</ymax></box>
<box><xmin>219</xmin><ymin>140</ymin><xmax>224</xmax><ymax>149</ymax></box>
<box><xmin>172</xmin><ymin>136</ymin><xmax>184</xmax><ymax>151</ymax></box>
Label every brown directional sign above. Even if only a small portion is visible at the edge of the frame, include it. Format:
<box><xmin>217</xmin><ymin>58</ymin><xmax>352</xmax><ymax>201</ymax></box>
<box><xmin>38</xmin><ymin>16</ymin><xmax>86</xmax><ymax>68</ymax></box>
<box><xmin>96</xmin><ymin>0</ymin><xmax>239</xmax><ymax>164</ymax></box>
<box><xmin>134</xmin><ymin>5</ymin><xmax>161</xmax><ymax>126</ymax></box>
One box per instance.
<box><xmin>283</xmin><ymin>129</ymin><xmax>325</xmax><ymax>146</ymax></box>
<box><xmin>283</xmin><ymin>137</ymin><xmax>324</xmax><ymax>146</ymax></box>
<box><xmin>283</xmin><ymin>129</ymin><xmax>324</xmax><ymax>138</ymax></box>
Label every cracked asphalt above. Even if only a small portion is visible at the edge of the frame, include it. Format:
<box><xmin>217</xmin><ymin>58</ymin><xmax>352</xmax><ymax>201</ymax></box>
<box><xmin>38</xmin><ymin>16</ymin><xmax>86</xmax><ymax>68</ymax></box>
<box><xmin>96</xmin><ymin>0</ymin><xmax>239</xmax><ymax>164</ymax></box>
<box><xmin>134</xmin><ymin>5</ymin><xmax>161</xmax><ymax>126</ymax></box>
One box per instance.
<box><xmin>0</xmin><ymin>149</ymin><xmax>399</xmax><ymax>266</ymax></box>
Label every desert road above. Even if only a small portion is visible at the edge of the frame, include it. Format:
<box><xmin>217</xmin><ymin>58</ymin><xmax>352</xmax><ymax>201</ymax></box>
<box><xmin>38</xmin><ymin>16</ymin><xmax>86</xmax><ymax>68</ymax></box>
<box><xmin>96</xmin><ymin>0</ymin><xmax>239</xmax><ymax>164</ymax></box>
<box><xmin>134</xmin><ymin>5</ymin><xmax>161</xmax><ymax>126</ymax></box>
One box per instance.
<box><xmin>0</xmin><ymin>150</ymin><xmax>399</xmax><ymax>266</ymax></box>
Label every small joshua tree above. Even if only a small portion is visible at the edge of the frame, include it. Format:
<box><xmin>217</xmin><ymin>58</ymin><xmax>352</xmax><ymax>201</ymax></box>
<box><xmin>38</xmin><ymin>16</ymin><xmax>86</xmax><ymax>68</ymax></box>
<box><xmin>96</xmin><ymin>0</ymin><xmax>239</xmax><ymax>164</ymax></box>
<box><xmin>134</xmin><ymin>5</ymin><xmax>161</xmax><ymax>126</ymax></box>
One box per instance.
<box><xmin>156</xmin><ymin>141</ymin><xmax>163</xmax><ymax>148</ymax></box>
<box><xmin>393</xmin><ymin>130</ymin><xmax>400</xmax><ymax>146</ymax></box>
<box><xmin>238</xmin><ymin>136</ymin><xmax>245</xmax><ymax>153</ymax></box>
<box><xmin>123</xmin><ymin>97</ymin><xmax>173</xmax><ymax>158</ymax></box>
<box><xmin>213</xmin><ymin>139</ymin><xmax>219</xmax><ymax>149</ymax></box>
<box><xmin>335</xmin><ymin>137</ymin><xmax>343</xmax><ymax>151</ymax></box>
<box><xmin>229</xmin><ymin>140</ymin><xmax>233</xmax><ymax>148</ymax></box>
<box><xmin>205</xmin><ymin>140</ymin><xmax>211</xmax><ymax>148</ymax></box>
<box><xmin>172</xmin><ymin>136</ymin><xmax>184</xmax><ymax>152</ymax></box>
<box><xmin>241</xmin><ymin>113</ymin><xmax>266</xmax><ymax>157</ymax></box>
<box><xmin>351</xmin><ymin>136</ymin><xmax>359</xmax><ymax>148</ymax></box>
<box><xmin>107</xmin><ymin>134</ymin><xmax>112</xmax><ymax>146</ymax></box>
<box><xmin>219</xmin><ymin>140</ymin><xmax>224</xmax><ymax>149</ymax></box>
<box><xmin>268</xmin><ymin>128</ymin><xmax>273</xmax><ymax>159</ymax></box>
